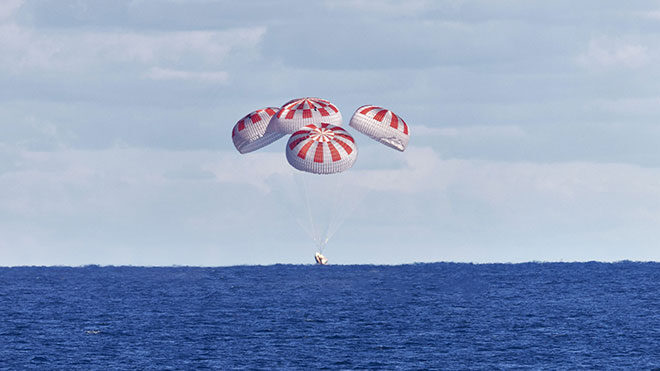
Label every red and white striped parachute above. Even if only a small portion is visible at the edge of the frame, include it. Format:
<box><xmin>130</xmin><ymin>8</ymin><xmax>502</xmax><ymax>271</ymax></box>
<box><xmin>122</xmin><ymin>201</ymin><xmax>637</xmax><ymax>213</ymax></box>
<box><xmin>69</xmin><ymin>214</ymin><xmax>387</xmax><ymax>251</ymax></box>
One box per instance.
<box><xmin>232</xmin><ymin>107</ymin><xmax>284</xmax><ymax>154</ymax></box>
<box><xmin>286</xmin><ymin>123</ymin><xmax>357</xmax><ymax>174</ymax></box>
<box><xmin>349</xmin><ymin>105</ymin><xmax>410</xmax><ymax>151</ymax></box>
<box><xmin>230</xmin><ymin>98</ymin><xmax>413</xmax><ymax>260</ymax></box>
<box><xmin>267</xmin><ymin>97</ymin><xmax>342</xmax><ymax>135</ymax></box>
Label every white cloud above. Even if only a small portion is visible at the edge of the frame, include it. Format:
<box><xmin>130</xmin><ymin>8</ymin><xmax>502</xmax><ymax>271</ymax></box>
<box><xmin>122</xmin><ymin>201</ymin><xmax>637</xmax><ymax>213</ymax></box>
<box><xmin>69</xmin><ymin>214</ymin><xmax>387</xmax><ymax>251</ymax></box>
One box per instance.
<box><xmin>589</xmin><ymin>96</ymin><xmax>660</xmax><ymax>115</ymax></box>
<box><xmin>323</xmin><ymin>0</ymin><xmax>438</xmax><ymax>17</ymax></box>
<box><xmin>204</xmin><ymin>151</ymin><xmax>291</xmax><ymax>192</ymax></box>
<box><xmin>1</xmin><ymin>146</ymin><xmax>660</xmax><ymax>264</ymax></box>
<box><xmin>638</xmin><ymin>10</ymin><xmax>660</xmax><ymax>20</ymax></box>
<box><xmin>0</xmin><ymin>23</ymin><xmax>266</xmax><ymax>73</ymax></box>
<box><xmin>578</xmin><ymin>38</ymin><xmax>650</xmax><ymax>69</ymax></box>
<box><xmin>5</xmin><ymin>146</ymin><xmax>660</xmax><ymax>215</ymax></box>
<box><xmin>414</xmin><ymin>124</ymin><xmax>526</xmax><ymax>138</ymax></box>
<box><xmin>144</xmin><ymin>67</ymin><xmax>229</xmax><ymax>83</ymax></box>
<box><xmin>0</xmin><ymin>0</ymin><xmax>22</xmax><ymax>22</ymax></box>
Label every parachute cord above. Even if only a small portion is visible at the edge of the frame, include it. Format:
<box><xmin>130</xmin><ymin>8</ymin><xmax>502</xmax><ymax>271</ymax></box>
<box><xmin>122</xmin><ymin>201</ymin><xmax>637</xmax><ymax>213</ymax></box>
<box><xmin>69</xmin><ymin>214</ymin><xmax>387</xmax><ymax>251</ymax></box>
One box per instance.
<box><xmin>322</xmin><ymin>175</ymin><xmax>345</xmax><ymax>245</ymax></box>
<box><xmin>268</xmin><ymin>172</ymin><xmax>316</xmax><ymax>244</ymax></box>
<box><xmin>298</xmin><ymin>173</ymin><xmax>320</xmax><ymax>249</ymax></box>
<box><xmin>329</xmin><ymin>179</ymin><xmax>351</xmax><ymax>241</ymax></box>
<box><xmin>320</xmin><ymin>191</ymin><xmax>335</xmax><ymax>247</ymax></box>
<box><xmin>324</xmin><ymin>177</ymin><xmax>372</xmax><ymax>245</ymax></box>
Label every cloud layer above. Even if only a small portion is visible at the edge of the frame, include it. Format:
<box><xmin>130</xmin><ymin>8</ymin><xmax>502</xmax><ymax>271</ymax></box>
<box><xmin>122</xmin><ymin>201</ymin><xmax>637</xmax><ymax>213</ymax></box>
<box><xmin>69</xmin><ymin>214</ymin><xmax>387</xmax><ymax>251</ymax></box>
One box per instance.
<box><xmin>1</xmin><ymin>146</ymin><xmax>659</xmax><ymax>265</ymax></box>
<box><xmin>2</xmin><ymin>0</ymin><xmax>660</xmax><ymax>264</ymax></box>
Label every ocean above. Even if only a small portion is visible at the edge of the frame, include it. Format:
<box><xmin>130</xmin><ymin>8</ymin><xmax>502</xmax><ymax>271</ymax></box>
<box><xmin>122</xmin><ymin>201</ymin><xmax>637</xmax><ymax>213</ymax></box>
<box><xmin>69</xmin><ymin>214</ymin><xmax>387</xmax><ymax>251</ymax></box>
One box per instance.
<box><xmin>0</xmin><ymin>262</ymin><xmax>658</xmax><ymax>369</ymax></box>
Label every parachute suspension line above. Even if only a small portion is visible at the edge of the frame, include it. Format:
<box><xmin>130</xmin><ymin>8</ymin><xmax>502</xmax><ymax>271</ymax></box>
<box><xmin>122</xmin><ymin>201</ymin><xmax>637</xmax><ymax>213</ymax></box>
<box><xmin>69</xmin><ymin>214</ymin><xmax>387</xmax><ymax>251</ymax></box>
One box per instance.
<box><xmin>268</xmin><ymin>172</ymin><xmax>317</xmax><ymax>244</ymax></box>
<box><xmin>297</xmin><ymin>172</ymin><xmax>321</xmax><ymax>249</ymax></box>
<box><xmin>321</xmin><ymin>175</ymin><xmax>346</xmax><ymax>246</ymax></box>
<box><xmin>307</xmin><ymin>172</ymin><xmax>346</xmax><ymax>251</ymax></box>
<box><xmin>317</xmin><ymin>174</ymin><xmax>344</xmax><ymax>253</ymax></box>
<box><xmin>324</xmin><ymin>177</ymin><xmax>371</xmax><ymax>246</ymax></box>
<box><xmin>324</xmin><ymin>181</ymin><xmax>347</xmax><ymax>244</ymax></box>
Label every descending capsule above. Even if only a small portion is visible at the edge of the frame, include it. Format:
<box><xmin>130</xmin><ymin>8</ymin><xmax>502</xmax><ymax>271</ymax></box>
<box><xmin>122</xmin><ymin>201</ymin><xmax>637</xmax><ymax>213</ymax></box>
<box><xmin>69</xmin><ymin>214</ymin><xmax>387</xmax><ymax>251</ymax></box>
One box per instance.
<box><xmin>285</xmin><ymin>123</ymin><xmax>357</xmax><ymax>175</ymax></box>
<box><xmin>349</xmin><ymin>105</ymin><xmax>410</xmax><ymax>151</ymax></box>
<box><xmin>231</xmin><ymin>107</ymin><xmax>284</xmax><ymax>154</ymax></box>
<box><xmin>267</xmin><ymin>97</ymin><xmax>342</xmax><ymax>135</ymax></box>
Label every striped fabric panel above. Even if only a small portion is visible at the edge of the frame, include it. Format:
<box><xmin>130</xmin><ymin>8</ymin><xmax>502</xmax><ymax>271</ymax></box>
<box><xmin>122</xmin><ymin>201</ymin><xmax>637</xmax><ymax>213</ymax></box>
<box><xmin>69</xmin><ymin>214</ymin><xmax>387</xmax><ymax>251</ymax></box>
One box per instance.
<box><xmin>297</xmin><ymin>141</ymin><xmax>313</xmax><ymax>159</ymax></box>
<box><xmin>327</xmin><ymin>142</ymin><xmax>341</xmax><ymax>162</ymax></box>
<box><xmin>372</xmin><ymin>109</ymin><xmax>388</xmax><ymax>122</ymax></box>
<box><xmin>356</xmin><ymin>105</ymin><xmax>408</xmax><ymax>135</ymax></box>
<box><xmin>333</xmin><ymin>138</ymin><xmax>352</xmax><ymax>155</ymax></box>
<box><xmin>359</xmin><ymin>106</ymin><xmax>378</xmax><ymax>115</ymax></box>
<box><xmin>288</xmin><ymin>134</ymin><xmax>310</xmax><ymax>150</ymax></box>
<box><xmin>313</xmin><ymin>142</ymin><xmax>324</xmax><ymax>163</ymax></box>
<box><xmin>389</xmin><ymin>112</ymin><xmax>398</xmax><ymax>129</ymax></box>
<box><xmin>278</xmin><ymin>98</ymin><xmax>339</xmax><ymax>119</ymax></box>
<box><xmin>232</xmin><ymin>107</ymin><xmax>283</xmax><ymax>154</ymax></box>
<box><xmin>400</xmin><ymin>116</ymin><xmax>409</xmax><ymax>134</ymax></box>
<box><xmin>236</xmin><ymin>108</ymin><xmax>278</xmax><ymax>132</ymax></box>
<box><xmin>334</xmin><ymin>133</ymin><xmax>354</xmax><ymax>143</ymax></box>
<box><xmin>288</xmin><ymin>124</ymin><xmax>355</xmax><ymax>162</ymax></box>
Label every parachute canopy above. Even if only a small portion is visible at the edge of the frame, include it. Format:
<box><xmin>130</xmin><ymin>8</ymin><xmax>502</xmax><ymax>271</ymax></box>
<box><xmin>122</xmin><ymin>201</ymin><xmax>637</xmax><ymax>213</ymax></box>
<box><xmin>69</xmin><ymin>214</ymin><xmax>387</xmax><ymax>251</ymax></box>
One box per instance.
<box><xmin>285</xmin><ymin>123</ymin><xmax>357</xmax><ymax>174</ymax></box>
<box><xmin>231</xmin><ymin>98</ymin><xmax>412</xmax><ymax>260</ymax></box>
<box><xmin>232</xmin><ymin>107</ymin><xmax>284</xmax><ymax>154</ymax></box>
<box><xmin>267</xmin><ymin>97</ymin><xmax>342</xmax><ymax>135</ymax></box>
<box><xmin>349</xmin><ymin>105</ymin><xmax>410</xmax><ymax>151</ymax></box>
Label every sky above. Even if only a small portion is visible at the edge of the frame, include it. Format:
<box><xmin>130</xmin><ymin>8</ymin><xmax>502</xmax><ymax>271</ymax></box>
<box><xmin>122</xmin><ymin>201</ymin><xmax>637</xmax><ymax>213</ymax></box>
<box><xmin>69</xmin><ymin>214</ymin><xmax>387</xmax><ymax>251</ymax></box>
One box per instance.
<box><xmin>2</xmin><ymin>0</ymin><xmax>660</xmax><ymax>265</ymax></box>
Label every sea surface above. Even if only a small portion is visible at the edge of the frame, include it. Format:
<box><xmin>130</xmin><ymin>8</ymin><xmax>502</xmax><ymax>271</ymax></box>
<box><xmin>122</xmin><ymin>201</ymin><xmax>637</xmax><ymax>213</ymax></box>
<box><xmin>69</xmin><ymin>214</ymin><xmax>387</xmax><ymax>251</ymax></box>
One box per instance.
<box><xmin>0</xmin><ymin>262</ymin><xmax>658</xmax><ymax>369</ymax></box>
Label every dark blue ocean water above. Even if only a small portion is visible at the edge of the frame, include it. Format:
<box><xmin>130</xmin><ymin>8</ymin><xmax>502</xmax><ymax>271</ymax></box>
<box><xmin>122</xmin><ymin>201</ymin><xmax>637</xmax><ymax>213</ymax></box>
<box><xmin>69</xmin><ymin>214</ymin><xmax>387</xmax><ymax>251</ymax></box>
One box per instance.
<box><xmin>0</xmin><ymin>262</ymin><xmax>658</xmax><ymax>369</ymax></box>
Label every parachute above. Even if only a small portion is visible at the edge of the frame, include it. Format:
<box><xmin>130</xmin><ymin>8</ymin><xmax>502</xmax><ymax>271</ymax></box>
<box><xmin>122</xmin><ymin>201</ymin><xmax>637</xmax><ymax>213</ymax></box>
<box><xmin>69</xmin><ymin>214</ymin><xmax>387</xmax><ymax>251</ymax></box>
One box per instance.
<box><xmin>231</xmin><ymin>98</ymin><xmax>412</xmax><ymax>263</ymax></box>
<box><xmin>267</xmin><ymin>97</ymin><xmax>342</xmax><ymax>135</ymax></box>
<box><xmin>349</xmin><ymin>105</ymin><xmax>410</xmax><ymax>151</ymax></box>
<box><xmin>285</xmin><ymin>123</ymin><xmax>357</xmax><ymax>175</ymax></box>
<box><xmin>232</xmin><ymin>107</ymin><xmax>284</xmax><ymax>154</ymax></box>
